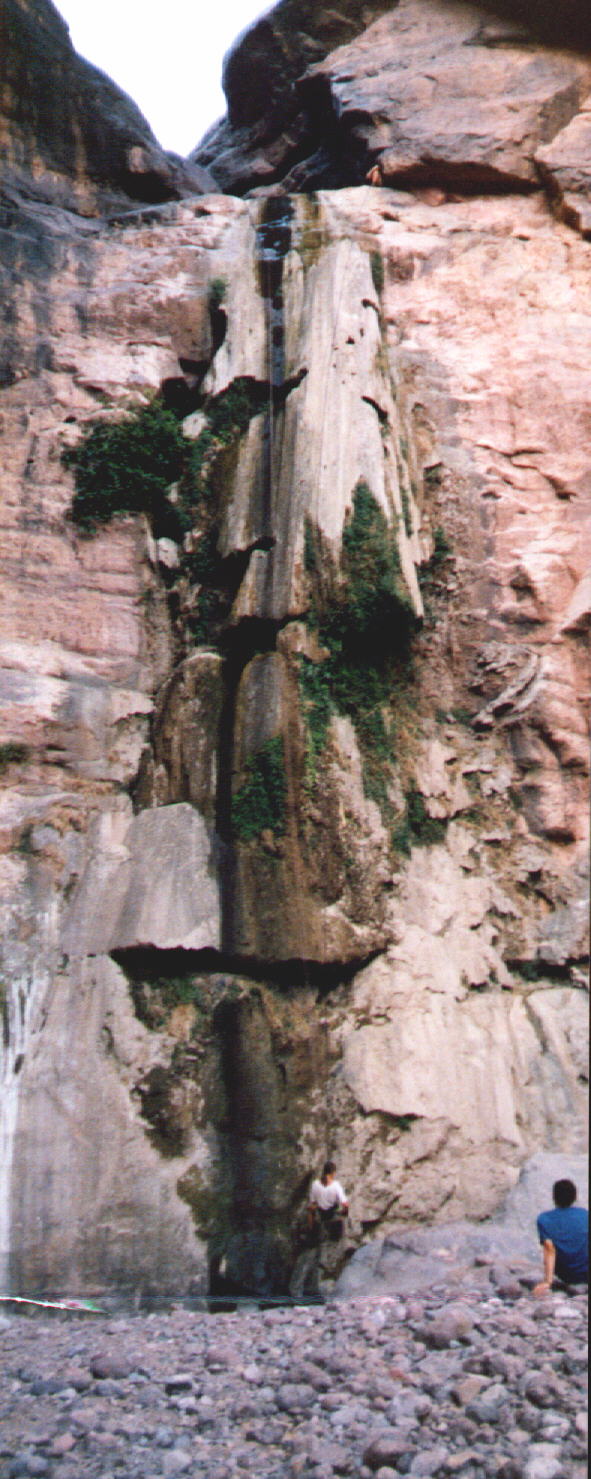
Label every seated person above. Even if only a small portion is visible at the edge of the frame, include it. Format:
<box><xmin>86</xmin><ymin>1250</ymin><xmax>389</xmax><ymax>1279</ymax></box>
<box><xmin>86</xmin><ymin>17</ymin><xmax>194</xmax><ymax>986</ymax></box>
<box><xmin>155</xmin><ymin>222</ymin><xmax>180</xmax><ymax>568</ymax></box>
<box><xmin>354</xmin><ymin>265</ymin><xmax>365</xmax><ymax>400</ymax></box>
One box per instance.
<box><xmin>534</xmin><ymin>1177</ymin><xmax>588</xmax><ymax>1294</ymax></box>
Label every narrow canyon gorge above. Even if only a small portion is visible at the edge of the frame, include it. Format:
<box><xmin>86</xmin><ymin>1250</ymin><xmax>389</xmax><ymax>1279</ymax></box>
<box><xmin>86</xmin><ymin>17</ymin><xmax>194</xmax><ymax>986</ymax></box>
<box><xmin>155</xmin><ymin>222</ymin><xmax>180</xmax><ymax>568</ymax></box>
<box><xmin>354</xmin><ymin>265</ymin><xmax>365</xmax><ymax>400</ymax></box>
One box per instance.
<box><xmin>0</xmin><ymin>0</ymin><xmax>588</xmax><ymax>1299</ymax></box>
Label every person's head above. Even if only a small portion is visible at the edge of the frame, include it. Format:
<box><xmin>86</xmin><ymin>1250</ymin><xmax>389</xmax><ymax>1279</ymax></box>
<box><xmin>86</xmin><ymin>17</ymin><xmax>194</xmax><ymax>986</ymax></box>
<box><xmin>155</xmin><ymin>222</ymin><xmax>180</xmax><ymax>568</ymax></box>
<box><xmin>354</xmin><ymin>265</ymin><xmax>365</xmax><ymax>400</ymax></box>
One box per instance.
<box><xmin>321</xmin><ymin>1160</ymin><xmax>336</xmax><ymax>1185</ymax></box>
<box><xmin>553</xmin><ymin>1179</ymin><xmax>577</xmax><ymax>1208</ymax></box>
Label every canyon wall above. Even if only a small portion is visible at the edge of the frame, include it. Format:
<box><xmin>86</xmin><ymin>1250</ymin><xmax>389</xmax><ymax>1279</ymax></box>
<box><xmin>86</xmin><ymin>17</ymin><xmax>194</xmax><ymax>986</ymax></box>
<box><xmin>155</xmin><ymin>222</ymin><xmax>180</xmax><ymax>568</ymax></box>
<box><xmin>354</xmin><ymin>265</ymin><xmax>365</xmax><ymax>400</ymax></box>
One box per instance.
<box><xmin>0</xmin><ymin>0</ymin><xmax>588</xmax><ymax>1297</ymax></box>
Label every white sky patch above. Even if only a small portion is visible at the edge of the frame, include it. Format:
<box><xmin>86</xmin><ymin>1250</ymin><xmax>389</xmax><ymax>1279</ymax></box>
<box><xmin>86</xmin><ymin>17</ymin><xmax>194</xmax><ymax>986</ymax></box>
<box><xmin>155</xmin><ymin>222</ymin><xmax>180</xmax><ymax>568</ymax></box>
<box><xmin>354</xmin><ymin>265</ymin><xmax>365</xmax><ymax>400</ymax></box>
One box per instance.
<box><xmin>54</xmin><ymin>1</ymin><xmax>271</xmax><ymax>157</ymax></box>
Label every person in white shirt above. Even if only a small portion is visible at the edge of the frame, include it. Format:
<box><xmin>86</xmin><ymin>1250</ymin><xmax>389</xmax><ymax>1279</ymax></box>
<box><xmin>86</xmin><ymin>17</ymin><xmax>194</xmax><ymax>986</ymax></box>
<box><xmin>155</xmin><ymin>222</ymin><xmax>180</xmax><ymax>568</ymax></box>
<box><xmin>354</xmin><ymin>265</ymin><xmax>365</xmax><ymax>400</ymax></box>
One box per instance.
<box><xmin>289</xmin><ymin>1161</ymin><xmax>349</xmax><ymax>1299</ymax></box>
<box><xmin>309</xmin><ymin>1162</ymin><xmax>349</xmax><ymax>1219</ymax></box>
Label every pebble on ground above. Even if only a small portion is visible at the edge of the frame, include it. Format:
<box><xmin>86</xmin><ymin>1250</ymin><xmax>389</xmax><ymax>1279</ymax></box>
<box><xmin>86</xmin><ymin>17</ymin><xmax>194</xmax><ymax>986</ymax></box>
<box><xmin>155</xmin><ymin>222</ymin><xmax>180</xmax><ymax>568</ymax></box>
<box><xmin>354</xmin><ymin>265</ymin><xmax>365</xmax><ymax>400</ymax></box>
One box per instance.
<box><xmin>0</xmin><ymin>1271</ymin><xmax>587</xmax><ymax>1479</ymax></box>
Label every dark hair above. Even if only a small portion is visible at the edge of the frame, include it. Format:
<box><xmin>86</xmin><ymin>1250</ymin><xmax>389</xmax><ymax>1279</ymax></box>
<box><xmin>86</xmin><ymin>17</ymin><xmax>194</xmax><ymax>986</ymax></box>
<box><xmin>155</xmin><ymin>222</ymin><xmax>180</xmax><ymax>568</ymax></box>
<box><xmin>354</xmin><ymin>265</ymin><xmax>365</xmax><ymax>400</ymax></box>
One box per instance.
<box><xmin>553</xmin><ymin>1179</ymin><xmax>577</xmax><ymax>1208</ymax></box>
<box><xmin>321</xmin><ymin>1160</ymin><xmax>336</xmax><ymax>1184</ymax></box>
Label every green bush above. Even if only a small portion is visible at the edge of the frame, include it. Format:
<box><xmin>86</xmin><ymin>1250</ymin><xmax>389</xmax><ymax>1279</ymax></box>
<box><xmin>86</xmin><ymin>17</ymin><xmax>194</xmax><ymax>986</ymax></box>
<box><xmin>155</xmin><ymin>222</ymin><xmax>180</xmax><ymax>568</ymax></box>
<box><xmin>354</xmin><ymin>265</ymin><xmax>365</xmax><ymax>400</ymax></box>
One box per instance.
<box><xmin>393</xmin><ymin>788</ymin><xmax>447</xmax><ymax>854</ymax></box>
<box><xmin>432</xmin><ymin>526</ymin><xmax>452</xmax><ymax>563</ymax></box>
<box><xmin>208</xmin><ymin>277</ymin><xmax>227</xmax><ymax>311</ymax></box>
<box><xmin>232</xmin><ymin>737</ymin><xmax>287</xmax><ymax>842</ymax></box>
<box><xmin>184</xmin><ymin>377</ymin><xmax>268</xmax><ymax>509</ymax></box>
<box><xmin>370</xmin><ymin>251</ymin><xmax>385</xmax><ymax>295</ymax></box>
<box><xmin>299</xmin><ymin>657</ymin><xmax>332</xmax><ymax>762</ymax></box>
<box><xmin>0</xmin><ymin>741</ymin><xmax>28</xmax><ymax>771</ymax></box>
<box><xmin>205</xmin><ymin>376</ymin><xmax>268</xmax><ymax>445</ymax></box>
<box><xmin>300</xmin><ymin>483</ymin><xmax>418</xmax><ymax>807</ymax></box>
<box><xmin>63</xmin><ymin>399</ymin><xmax>187</xmax><ymax>534</ymax></box>
<box><xmin>64</xmin><ymin>376</ymin><xmax>271</xmax><ymax>649</ymax></box>
<box><xmin>304</xmin><ymin>516</ymin><xmax>318</xmax><ymax>575</ymax></box>
<box><xmin>319</xmin><ymin>480</ymin><xmax>417</xmax><ymax>694</ymax></box>
<box><xmin>64</xmin><ymin>378</ymin><xmax>267</xmax><ymax>537</ymax></box>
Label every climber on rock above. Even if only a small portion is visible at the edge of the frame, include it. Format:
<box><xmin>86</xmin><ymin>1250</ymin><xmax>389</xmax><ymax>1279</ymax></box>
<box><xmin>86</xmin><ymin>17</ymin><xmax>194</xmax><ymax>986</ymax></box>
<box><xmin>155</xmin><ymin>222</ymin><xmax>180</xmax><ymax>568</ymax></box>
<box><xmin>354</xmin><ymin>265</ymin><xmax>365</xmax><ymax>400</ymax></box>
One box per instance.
<box><xmin>366</xmin><ymin>162</ymin><xmax>384</xmax><ymax>186</ymax></box>
<box><xmin>289</xmin><ymin>1160</ymin><xmax>349</xmax><ymax>1299</ymax></box>
<box><xmin>533</xmin><ymin>1178</ymin><xmax>588</xmax><ymax>1295</ymax></box>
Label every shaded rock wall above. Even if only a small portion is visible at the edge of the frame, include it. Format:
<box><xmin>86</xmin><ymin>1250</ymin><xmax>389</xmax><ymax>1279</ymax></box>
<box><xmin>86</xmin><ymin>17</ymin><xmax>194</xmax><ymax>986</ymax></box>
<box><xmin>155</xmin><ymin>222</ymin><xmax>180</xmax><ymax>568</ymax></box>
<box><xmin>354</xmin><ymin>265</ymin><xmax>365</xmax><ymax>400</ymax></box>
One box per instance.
<box><xmin>0</xmin><ymin>0</ymin><xmax>589</xmax><ymax>1297</ymax></box>
<box><xmin>0</xmin><ymin>0</ymin><xmax>216</xmax><ymax>216</ymax></box>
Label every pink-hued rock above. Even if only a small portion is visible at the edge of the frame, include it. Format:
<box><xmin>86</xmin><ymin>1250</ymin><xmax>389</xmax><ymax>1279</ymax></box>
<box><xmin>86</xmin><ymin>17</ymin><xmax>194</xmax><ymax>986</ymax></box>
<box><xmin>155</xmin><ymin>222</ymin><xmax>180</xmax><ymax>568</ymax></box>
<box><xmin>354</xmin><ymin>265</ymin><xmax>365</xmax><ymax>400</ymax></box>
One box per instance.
<box><xmin>305</xmin><ymin>1</ymin><xmax>591</xmax><ymax>192</ymax></box>
<box><xmin>535</xmin><ymin>98</ymin><xmax>591</xmax><ymax>238</ymax></box>
<box><xmin>193</xmin><ymin>0</ymin><xmax>591</xmax><ymax>228</ymax></box>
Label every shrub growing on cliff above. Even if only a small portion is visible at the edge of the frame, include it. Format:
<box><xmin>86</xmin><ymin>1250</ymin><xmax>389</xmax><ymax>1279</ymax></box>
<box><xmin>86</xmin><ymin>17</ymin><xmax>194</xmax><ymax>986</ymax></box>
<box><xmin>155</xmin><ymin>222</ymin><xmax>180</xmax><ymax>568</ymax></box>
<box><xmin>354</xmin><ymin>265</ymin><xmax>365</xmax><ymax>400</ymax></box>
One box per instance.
<box><xmin>232</xmin><ymin>737</ymin><xmax>287</xmax><ymax>842</ymax></box>
<box><xmin>63</xmin><ymin>378</ymin><xmax>267</xmax><ymax>537</ymax></box>
<box><xmin>303</xmin><ymin>480</ymin><xmax>417</xmax><ymax>720</ymax></box>
<box><xmin>327</xmin><ymin>480</ymin><xmax>416</xmax><ymax>679</ymax></box>
<box><xmin>371</xmin><ymin>251</ymin><xmax>385</xmax><ymax>295</ymax></box>
<box><xmin>301</xmin><ymin>482</ymin><xmax>418</xmax><ymax>804</ymax></box>
<box><xmin>63</xmin><ymin>377</ymin><xmax>271</xmax><ymax>646</ymax></box>
<box><xmin>0</xmin><ymin>741</ymin><xmax>28</xmax><ymax>771</ymax></box>
<box><xmin>392</xmin><ymin>787</ymin><xmax>447</xmax><ymax>854</ymax></box>
<box><xmin>63</xmin><ymin>399</ymin><xmax>187</xmax><ymax>535</ymax></box>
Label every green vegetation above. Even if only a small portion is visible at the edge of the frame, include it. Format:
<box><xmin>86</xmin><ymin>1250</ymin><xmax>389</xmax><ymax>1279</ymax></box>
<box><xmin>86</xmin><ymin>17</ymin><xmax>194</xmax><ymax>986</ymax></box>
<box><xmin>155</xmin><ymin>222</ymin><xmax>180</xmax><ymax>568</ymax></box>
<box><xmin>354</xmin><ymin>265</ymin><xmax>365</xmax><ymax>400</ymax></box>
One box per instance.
<box><xmin>436</xmin><ymin>704</ymin><xmax>472</xmax><ymax>727</ymax></box>
<box><xmin>432</xmin><ymin>525</ymin><xmax>452</xmax><ymax>563</ymax></box>
<box><xmin>370</xmin><ymin>250</ymin><xmax>385</xmax><ymax>295</ymax></box>
<box><xmin>156</xmin><ymin>975</ymin><xmax>198</xmax><ymax>1007</ymax></box>
<box><xmin>63</xmin><ymin>399</ymin><xmax>187</xmax><ymax>535</ymax></box>
<box><xmin>0</xmin><ymin>741</ymin><xmax>28</xmax><ymax>771</ymax></box>
<box><xmin>401</xmin><ymin>488</ymin><xmax>413</xmax><ymax>538</ymax></box>
<box><xmin>304</xmin><ymin>516</ymin><xmax>318</xmax><ymax>575</ymax></box>
<box><xmin>183</xmin><ymin>376</ymin><xmax>268</xmax><ymax>512</ymax></box>
<box><xmin>202</xmin><ymin>377</ymin><xmax>267</xmax><ymax>445</ymax></box>
<box><xmin>232</xmin><ymin>736</ymin><xmax>287</xmax><ymax>842</ymax></box>
<box><xmin>299</xmin><ymin>657</ymin><xmax>333</xmax><ymax>772</ymax></box>
<box><xmin>418</xmin><ymin>524</ymin><xmax>453</xmax><ymax>623</ymax></box>
<box><xmin>313</xmin><ymin>480</ymin><xmax>416</xmax><ymax>704</ymax></box>
<box><xmin>451</xmin><ymin>705</ymin><xmax>472</xmax><ymax>727</ymax></box>
<box><xmin>208</xmin><ymin>276</ymin><xmax>227</xmax><ymax>311</ymax></box>
<box><xmin>325</xmin><ymin>480</ymin><xmax>416</xmax><ymax>678</ymax></box>
<box><xmin>182</xmin><ymin>525</ymin><xmax>225</xmax><ymax>643</ymax></box>
<box><xmin>131</xmin><ymin>972</ymin><xmax>201</xmax><ymax>1028</ymax></box>
<box><xmin>64</xmin><ymin>372</ymin><xmax>271</xmax><ymax>648</ymax></box>
<box><xmin>64</xmin><ymin>375</ymin><xmax>268</xmax><ymax>536</ymax></box>
<box><xmin>392</xmin><ymin>787</ymin><xmax>447</xmax><ymax>854</ymax></box>
<box><xmin>301</xmin><ymin>482</ymin><xmax>418</xmax><ymax>803</ymax></box>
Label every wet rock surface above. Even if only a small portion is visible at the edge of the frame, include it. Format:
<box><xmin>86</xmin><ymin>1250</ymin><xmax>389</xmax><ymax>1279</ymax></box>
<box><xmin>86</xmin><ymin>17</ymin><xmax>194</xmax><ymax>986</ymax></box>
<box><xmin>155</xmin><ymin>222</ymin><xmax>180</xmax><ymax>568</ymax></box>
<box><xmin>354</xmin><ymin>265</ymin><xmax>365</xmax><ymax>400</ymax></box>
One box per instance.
<box><xmin>0</xmin><ymin>1280</ymin><xmax>587</xmax><ymax>1479</ymax></box>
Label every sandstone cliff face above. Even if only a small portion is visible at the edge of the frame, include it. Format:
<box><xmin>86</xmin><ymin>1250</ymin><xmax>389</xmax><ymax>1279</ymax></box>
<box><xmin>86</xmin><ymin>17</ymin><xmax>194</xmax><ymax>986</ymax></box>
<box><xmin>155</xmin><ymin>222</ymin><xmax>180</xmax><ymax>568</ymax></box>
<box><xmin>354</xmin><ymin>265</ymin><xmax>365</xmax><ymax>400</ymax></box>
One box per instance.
<box><xmin>0</xmin><ymin>0</ymin><xmax>588</xmax><ymax>1297</ymax></box>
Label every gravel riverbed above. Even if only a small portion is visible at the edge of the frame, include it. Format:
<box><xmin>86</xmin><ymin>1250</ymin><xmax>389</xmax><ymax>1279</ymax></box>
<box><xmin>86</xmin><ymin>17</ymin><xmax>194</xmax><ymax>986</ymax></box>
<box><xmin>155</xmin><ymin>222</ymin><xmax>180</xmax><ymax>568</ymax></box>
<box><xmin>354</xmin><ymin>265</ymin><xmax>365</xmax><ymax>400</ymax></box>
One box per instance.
<box><xmin>0</xmin><ymin>1276</ymin><xmax>587</xmax><ymax>1479</ymax></box>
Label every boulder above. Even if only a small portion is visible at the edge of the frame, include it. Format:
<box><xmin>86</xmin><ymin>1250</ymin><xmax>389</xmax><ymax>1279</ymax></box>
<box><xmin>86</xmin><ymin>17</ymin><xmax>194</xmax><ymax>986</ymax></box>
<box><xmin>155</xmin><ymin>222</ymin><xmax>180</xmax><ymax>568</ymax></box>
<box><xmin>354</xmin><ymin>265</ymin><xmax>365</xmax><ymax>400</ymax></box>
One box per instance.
<box><xmin>192</xmin><ymin>0</ymin><xmax>591</xmax><ymax>210</ymax></box>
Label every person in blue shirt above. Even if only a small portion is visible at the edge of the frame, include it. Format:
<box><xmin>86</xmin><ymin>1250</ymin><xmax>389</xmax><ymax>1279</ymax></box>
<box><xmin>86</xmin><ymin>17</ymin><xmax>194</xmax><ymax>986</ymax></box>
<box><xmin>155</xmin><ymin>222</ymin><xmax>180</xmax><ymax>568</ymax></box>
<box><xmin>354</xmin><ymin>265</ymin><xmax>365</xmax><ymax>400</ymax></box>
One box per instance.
<box><xmin>534</xmin><ymin>1178</ymin><xmax>589</xmax><ymax>1295</ymax></box>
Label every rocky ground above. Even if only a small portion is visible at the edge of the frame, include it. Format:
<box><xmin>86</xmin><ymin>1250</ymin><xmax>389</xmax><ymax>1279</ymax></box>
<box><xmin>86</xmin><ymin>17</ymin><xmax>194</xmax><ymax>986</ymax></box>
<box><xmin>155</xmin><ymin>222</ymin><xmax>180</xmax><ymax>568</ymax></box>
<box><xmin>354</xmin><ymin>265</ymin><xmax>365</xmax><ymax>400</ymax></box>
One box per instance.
<box><xmin>0</xmin><ymin>1272</ymin><xmax>587</xmax><ymax>1479</ymax></box>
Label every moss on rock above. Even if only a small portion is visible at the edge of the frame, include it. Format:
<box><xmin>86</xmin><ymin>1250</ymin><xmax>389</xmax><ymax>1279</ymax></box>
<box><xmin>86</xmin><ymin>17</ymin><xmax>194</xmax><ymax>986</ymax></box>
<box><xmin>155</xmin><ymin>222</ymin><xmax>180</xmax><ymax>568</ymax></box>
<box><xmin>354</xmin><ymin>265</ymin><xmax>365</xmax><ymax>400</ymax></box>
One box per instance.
<box><xmin>232</xmin><ymin>736</ymin><xmax>287</xmax><ymax>842</ymax></box>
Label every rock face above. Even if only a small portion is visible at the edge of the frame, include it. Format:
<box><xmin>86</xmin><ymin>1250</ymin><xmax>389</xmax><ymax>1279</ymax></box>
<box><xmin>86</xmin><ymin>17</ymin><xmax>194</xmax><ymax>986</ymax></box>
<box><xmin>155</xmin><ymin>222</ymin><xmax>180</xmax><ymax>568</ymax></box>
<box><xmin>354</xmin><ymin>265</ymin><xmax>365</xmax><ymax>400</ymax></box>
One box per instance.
<box><xmin>193</xmin><ymin>0</ymin><xmax>591</xmax><ymax>221</ymax></box>
<box><xmin>337</xmin><ymin>1150</ymin><xmax>589</xmax><ymax>1295</ymax></box>
<box><xmin>0</xmin><ymin>0</ymin><xmax>588</xmax><ymax>1298</ymax></box>
<box><xmin>0</xmin><ymin>0</ymin><xmax>217</xmax><ymax>216</ymax></box>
